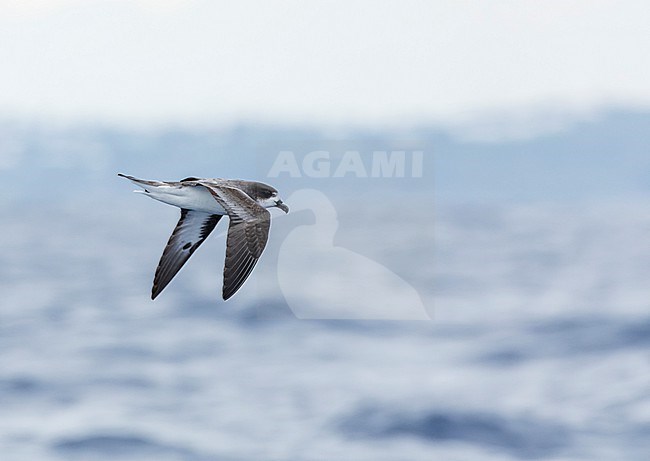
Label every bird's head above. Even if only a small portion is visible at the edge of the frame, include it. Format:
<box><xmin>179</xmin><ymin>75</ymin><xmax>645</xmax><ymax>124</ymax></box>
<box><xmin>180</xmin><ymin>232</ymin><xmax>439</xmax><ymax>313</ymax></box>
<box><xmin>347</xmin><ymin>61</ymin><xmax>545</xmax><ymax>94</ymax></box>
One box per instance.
<box><xmin>253</xmin><ymin>182</ymin><xmax>289</xmax><ymax>213</ymax></box>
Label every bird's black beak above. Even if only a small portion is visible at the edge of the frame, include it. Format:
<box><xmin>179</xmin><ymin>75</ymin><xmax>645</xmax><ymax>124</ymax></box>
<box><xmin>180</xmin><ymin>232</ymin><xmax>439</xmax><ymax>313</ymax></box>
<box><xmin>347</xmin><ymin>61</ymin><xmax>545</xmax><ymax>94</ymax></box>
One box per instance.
<box><xmin>275</xmin><ymin>200</ymin><xmax>289</xmax><ymax>213</ymax></box>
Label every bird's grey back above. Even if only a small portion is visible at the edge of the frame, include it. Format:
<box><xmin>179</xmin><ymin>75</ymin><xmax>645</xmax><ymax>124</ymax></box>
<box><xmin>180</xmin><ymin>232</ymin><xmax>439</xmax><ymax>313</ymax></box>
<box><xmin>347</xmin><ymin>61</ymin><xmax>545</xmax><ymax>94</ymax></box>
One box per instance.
<box><xmin>200</xmin><ymin>179</ymin><xmax>278</xmax><ymax>202</ymax></box>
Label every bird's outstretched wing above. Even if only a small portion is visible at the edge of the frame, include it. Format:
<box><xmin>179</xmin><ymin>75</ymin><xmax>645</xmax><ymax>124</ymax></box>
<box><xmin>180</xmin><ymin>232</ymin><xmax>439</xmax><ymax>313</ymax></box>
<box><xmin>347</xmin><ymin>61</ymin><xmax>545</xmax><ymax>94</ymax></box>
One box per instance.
<box><xmin>152</xmin><ymin>210</ymin><xmax>222</xmax><ymax>299</ymax></box>
<box><xmin>203</xmin><ymin>184</ymin><xmax>271</xmax><ymax>300</ymax></box>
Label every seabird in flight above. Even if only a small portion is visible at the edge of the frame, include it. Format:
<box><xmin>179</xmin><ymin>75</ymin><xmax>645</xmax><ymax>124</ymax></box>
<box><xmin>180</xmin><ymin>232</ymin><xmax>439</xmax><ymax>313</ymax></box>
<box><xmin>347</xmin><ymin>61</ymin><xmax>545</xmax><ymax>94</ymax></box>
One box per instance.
<box><xmin>118</xmin><ymin>174</ymin><xmax>289</xmax><ymax>300</ymax></box>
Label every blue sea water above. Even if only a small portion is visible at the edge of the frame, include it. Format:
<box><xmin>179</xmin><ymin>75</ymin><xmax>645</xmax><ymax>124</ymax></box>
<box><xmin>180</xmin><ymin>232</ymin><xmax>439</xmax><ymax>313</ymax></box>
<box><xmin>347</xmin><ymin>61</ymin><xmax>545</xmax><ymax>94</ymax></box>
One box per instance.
<box><xmin>1</xmin><ymin>198</ymin><xmax>648</xmax><ymax>461</ymax></box>
<box><xmin>1</xmin><ymin>114</ymin><xmax>650</xmax><ymax>460</ymax></box>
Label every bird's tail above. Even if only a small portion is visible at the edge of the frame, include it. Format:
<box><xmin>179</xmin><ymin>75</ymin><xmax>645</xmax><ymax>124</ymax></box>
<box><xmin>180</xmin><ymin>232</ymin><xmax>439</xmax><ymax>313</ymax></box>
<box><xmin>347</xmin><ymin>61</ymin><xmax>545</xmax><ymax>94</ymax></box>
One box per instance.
<box><xmin>118</xmin><ymin>173</ymin><xmax>167</xmax><ymax>192</ymax></box>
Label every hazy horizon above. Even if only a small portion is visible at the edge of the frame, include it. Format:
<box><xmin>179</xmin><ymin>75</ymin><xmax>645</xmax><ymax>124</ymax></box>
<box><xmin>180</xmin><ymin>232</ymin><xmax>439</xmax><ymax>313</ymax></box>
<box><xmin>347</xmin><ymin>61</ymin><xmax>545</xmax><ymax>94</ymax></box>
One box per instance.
<box><xmin>2</xmin><ymin>1</ymin><xmax>650</xmax><ymax>126</ymax></box>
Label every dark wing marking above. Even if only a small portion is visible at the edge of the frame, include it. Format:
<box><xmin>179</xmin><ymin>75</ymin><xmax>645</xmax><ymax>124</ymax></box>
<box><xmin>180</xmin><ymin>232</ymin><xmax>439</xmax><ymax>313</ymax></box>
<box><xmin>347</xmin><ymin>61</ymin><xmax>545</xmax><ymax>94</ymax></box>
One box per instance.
<box><xmin>205</xmin><ymin>185</ymin><xmax>271</xmax><ymax>300</ymax></box>
<box><xmin>151</xmin><ymin>209</ymin><xmax>222</xmax><ymax>299</ymax></box>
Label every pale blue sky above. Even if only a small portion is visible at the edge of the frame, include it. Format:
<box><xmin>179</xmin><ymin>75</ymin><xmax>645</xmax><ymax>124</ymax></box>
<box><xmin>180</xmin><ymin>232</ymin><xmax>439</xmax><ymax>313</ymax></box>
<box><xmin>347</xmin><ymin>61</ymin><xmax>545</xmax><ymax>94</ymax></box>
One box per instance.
<box><xmin>1</xmin><ymin>0</ymin><xmax>649</xmax><ymax>127</ymax></box>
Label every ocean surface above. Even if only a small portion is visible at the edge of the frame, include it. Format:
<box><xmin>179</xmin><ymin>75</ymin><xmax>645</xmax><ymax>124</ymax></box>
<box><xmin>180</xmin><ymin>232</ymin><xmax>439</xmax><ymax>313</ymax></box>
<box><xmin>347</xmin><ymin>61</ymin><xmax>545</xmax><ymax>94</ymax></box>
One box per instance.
<box><xmin>1</xmin><ymin>195</ymin><xmax>649</xmax><ymax>460</ymax></box>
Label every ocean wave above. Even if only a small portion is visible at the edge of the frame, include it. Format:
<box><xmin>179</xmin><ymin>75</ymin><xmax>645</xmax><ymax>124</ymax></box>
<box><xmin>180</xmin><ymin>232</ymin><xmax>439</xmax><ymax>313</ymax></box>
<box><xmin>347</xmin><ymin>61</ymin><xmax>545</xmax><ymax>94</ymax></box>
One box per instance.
<box><xmin>52</xmin><ymin>434</ymin><xmax>207</xmax><ymax>460</ymax></box>
<box><xmin>340</xmin><ymin>405</ymin><xmax>570</xmax><ymax>459</ymax></box>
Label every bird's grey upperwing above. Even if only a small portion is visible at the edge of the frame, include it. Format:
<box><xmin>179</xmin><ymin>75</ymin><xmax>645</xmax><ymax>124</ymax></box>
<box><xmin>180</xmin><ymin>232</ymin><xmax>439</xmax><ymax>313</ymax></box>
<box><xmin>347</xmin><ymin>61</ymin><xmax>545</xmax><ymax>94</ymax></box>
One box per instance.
<box><xmin>202</xmin><ymin>183</ymin><xmax>271</xmax><ymax>300</ymax></box>
<box><xmin>151</xmin><ymin>209</ymin><xmax>222</xmax><ymax>299</ymax></box>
